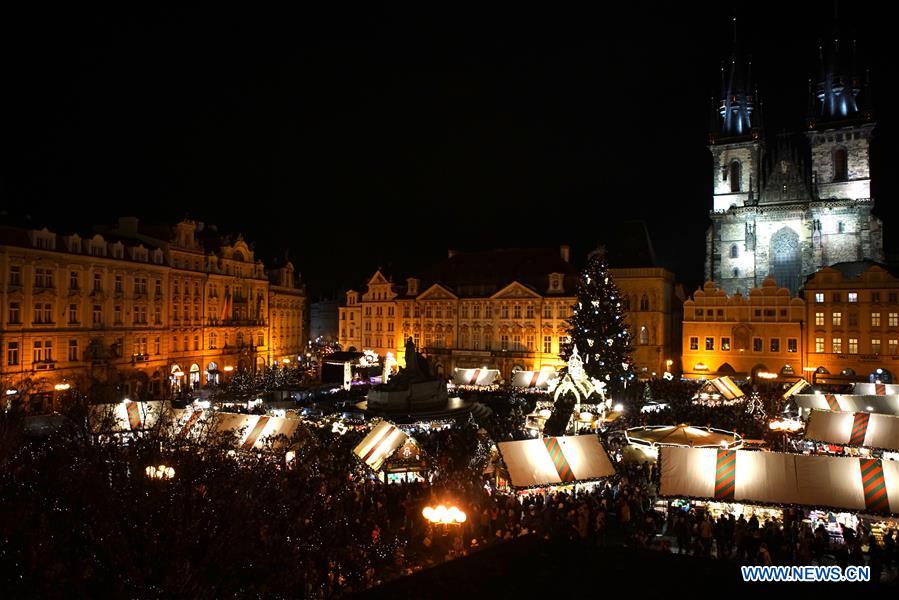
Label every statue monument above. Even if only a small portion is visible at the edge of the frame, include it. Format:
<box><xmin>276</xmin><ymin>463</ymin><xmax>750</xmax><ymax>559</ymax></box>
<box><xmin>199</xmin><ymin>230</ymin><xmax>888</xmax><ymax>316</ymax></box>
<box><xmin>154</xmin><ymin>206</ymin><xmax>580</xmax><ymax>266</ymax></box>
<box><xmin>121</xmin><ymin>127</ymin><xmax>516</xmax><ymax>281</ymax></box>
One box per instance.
<box><xmin>366</xmin><ymin>338</ymin><xmax>448</xmax><ymax>411</ymax></box>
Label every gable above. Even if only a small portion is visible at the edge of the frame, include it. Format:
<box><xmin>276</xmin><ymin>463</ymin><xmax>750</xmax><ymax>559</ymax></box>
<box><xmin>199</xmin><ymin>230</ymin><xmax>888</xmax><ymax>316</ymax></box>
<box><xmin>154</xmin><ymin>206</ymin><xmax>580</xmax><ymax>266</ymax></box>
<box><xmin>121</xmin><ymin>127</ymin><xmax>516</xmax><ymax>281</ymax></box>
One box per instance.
<box><xmin>368</xmin><ymin>270</ymin><xmax>390</xmax><ymax>286</ymax></box>
<box><xmin>491</xmin><ymin>281</ymin><xmax>542</xmax><ymax>300</ymax></box>
<box><xmin>417</xmin><ymin>283</ymin><xmax>458</xmax><ymax>301</ymax></box>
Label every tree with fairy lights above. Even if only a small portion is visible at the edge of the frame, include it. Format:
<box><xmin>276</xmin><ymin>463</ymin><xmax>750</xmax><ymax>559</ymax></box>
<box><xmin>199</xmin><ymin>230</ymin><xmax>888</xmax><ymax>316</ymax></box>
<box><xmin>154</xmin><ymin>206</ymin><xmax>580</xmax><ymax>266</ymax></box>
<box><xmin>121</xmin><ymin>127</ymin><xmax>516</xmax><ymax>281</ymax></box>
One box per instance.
<box><xmin>560</xmin><ymin>248</ymin><xmax>633</xmax><ymax>393</ymax></box>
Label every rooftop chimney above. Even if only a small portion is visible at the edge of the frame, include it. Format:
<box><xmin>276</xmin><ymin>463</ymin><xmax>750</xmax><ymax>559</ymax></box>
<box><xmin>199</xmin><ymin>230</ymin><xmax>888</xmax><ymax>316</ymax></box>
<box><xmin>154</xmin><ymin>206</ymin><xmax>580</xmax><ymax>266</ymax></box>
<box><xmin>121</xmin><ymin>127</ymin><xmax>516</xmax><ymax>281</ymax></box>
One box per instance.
<box><xmin>559</xmin><ymin>245</ymin><xmax>570</xmax><ymax>263</ymax></box>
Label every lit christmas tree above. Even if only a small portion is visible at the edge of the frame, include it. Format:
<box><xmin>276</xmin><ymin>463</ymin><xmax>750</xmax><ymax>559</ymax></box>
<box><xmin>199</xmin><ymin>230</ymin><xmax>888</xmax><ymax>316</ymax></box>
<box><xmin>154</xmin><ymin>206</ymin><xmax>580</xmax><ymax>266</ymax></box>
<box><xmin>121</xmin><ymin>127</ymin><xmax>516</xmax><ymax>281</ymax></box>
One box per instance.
<box><xmin>561</xmin><ymin>248</ymin><xmax>633</xmax><ymax>391</ymax></box>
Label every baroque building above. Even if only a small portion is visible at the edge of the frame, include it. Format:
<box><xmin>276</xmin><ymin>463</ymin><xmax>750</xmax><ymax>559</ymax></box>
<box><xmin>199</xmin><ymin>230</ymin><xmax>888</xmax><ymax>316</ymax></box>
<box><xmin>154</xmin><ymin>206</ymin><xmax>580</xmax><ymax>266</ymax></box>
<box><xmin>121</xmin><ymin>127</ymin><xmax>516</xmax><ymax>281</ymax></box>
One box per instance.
<box><xmin>339</xmin><ymin>238</ymin><xmax>681</xmax><ymax>379</ymax></box>
<box><xmin>0</xmin><ymin>217</ymin><xmax>305</xmax><ymax>406</ymax></box>
<box><xmin>705</xmin><ymin>35</ymin><xmax>883</xmax><ymax>296</ymax></box>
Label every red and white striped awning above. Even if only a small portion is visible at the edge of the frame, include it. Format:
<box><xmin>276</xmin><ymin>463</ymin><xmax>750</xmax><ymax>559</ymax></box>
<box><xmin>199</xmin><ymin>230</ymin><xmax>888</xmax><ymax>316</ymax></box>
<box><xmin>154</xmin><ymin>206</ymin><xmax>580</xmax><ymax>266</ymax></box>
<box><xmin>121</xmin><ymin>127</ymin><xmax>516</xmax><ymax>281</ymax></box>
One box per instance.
<box><xmin>353</xmin><ymin>420</ymin><xmax>409</xmax><ymax>472</ymax></box>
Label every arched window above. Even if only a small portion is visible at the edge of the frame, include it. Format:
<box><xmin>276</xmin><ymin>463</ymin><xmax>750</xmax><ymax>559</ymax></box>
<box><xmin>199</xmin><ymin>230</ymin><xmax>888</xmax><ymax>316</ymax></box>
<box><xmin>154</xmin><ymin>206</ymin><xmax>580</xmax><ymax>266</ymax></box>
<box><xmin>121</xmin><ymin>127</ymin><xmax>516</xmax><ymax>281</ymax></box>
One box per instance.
<box><xmin>729</xmin><ymin>161</ymin><xmax>741</xmax><ymax>193</ymax></box>
<box><xmin>730</xmin><ymin>244</ymin><xmax>739</xmax><ymax>259</ymax></box>
<box><xmin>639</xmin><ymin>295</ymin><xmax>650</xmax><ymax>311</ymax></box>
<box><xmin>833</xmin><ymin>147</ymin><xmax>848</xmax><ymax>182</ymax></box>
<box><xmin>639</xmin><ymin>326</ymin><xmax>649</xmax><ymax>345</ymax></box>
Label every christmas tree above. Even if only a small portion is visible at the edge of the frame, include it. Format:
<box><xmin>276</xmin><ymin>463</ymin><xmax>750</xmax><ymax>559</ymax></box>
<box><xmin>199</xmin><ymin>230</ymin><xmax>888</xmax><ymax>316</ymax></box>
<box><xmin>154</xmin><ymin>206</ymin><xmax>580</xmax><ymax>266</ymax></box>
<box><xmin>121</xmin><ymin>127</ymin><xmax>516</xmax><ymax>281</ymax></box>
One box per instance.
<box><xmin>561</xmin><ymin>248</ymin><xmax>633</xmax><ymax>390</ymax></box>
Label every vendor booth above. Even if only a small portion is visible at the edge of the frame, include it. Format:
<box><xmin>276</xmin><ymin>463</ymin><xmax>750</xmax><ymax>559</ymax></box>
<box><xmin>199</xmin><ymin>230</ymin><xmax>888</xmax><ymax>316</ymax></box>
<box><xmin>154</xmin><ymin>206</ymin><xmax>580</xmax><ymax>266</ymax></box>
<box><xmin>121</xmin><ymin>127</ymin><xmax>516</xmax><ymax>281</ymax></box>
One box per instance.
<box><xmin>452</xmin><ymin>368</ymin><xmax>500</xmax><ymax>387</ymax></box>
<box><xmin>353</xmin><ymin>420</ymin><xmax>427</xmax><ymax>483</ymax></box>
<box><xmin>510</xmin><ymin>369</ymin><xmax>556</xmax><ymax>390</ymax></box>
<box><xmin>492</xmin><ymin>435</ymin><xmax>616</xmax><ymax>491</ymax></box>
<box><xmin>803</xmin><ymin>409</ymin><xmax>899</xmax><ymax>451</ymax></box>
<box><xmin>692</xmin><ymin>376</ymin><xmax>745</xmax><ymax>405</ymax></box>
<box><xmin>792</xmin><ymin>393</ymin><xmax>899</xmax><ymax>417</ymax></box>
<box><xmin>623</xmin><ymin>424</ymin><xmax>743</xmax><ymax>463</ymax></box>
<box><xmin>660</xmin><ymin>446</ymin><xmax>899</xmax><ymax>515</ymax></box>
<box><xmin>170</xmin><ymin>409</ymin><xmax>304</xmax><ymax>452</ymax></box>
<box><xmin>88</xmin><ymin>400</ymin><xmax>164</xmax><ymax>434</ymax></box>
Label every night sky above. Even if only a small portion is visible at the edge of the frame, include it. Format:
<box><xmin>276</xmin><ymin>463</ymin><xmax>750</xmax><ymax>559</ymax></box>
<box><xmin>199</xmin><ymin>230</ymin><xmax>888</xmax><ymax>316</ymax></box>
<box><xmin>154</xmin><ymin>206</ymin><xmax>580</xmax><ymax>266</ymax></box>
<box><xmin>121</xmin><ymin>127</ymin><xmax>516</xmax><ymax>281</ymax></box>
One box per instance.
<box><xmin>2</xmin><ymin>3</ymin><xmax>895</xmax><ymax>298</ymax></box>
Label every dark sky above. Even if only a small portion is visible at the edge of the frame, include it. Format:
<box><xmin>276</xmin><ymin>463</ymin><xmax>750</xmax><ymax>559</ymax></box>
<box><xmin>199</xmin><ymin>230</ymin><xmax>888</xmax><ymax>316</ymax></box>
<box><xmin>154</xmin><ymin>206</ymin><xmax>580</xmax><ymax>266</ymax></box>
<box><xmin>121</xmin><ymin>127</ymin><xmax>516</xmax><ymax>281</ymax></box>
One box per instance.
<box><xmin>2</xmin><ymin>3</ymin><xmax>896</xmax><ymax>298</ymax></box>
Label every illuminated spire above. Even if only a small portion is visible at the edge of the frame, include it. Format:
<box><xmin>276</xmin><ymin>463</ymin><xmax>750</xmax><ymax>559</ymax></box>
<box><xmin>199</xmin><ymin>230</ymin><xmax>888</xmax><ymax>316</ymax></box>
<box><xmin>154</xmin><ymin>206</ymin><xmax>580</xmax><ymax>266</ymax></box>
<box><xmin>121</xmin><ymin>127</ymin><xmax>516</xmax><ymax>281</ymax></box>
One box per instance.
<box><xmin>713</xmin><ymin>17</ymin><xmax>756</xmax><ymax>142</ymax></box>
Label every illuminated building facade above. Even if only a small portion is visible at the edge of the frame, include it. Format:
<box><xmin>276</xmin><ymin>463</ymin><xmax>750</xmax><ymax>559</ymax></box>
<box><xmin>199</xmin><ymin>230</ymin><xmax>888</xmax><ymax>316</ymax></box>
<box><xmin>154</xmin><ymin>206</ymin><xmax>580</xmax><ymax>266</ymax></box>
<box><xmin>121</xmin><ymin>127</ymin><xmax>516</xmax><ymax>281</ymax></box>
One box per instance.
<box><xmin>705</xmin><ymin>35</ymin><xmax>882</xmax><ymax>296</ymax></box>
<box><xmin>339</xmin><ymin>241</ymin><xmax>681</xmax><ymax>379</ymax></box>
<box><xmin>682</xmin><ymin>277</ymin><xmax>805</xmax><ymax>380</ymax></box>
<box><xmin>0</xmin><ymin>217</ymin><xmax>305</xmax><ymax>404</ymax></box>
<box><xmin>802</xmin><ymin>261</ymin><xmax>899</xmax><ymax>383</ymax></box>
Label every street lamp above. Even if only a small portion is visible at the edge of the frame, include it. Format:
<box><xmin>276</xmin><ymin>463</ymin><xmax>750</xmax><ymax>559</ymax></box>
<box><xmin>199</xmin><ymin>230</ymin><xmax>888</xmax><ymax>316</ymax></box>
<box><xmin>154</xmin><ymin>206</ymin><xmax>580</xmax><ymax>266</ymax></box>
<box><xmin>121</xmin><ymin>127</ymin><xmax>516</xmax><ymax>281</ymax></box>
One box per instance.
<box><xmin>422</xmin><ymin>504</ymin><xmax>467</xmax><ymax>526</ymax></box>
<box><xmin>145</xmin><ymin>464</ymin><xmax>176</xmax><ymax>480</ymax></box>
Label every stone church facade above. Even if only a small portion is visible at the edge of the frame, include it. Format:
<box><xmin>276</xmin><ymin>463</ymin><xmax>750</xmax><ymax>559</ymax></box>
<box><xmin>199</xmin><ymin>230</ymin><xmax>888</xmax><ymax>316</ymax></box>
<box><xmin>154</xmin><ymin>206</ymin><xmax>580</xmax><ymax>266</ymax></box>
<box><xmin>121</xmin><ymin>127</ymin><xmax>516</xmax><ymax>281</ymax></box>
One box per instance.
<box><xmin>704</xmin><ymin>37</ymin><xmax>883</xmax><ymax>296</ymax></box>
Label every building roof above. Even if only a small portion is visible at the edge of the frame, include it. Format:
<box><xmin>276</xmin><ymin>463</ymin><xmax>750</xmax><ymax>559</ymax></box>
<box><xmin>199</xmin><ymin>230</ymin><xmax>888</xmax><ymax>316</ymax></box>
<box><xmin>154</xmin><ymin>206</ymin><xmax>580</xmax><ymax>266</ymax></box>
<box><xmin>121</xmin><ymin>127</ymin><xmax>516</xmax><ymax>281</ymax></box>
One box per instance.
<box><xmin>804</xmin><ymin>260</ymin><xmax>899</xmax><ymax>284</ymax></box>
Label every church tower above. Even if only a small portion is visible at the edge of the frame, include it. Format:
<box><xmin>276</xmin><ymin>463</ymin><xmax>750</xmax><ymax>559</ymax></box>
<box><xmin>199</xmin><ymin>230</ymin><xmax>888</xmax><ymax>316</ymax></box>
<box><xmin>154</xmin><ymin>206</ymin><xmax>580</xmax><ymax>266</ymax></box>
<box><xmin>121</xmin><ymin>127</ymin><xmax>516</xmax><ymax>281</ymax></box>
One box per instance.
<box><xmin>705</xmin><ymin>20</ymin><xmax>763</xmax><ymax>291</ymax></box>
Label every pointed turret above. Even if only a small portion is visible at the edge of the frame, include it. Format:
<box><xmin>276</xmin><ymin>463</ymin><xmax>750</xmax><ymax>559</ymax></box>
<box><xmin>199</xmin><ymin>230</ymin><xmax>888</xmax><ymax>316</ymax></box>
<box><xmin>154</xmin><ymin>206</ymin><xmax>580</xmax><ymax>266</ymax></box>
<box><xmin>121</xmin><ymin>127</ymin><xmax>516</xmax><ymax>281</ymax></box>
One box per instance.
<box><xmin>711</xmin><ymin>18</ymin><xmax>756</xmax><ymax>143</ymax></box>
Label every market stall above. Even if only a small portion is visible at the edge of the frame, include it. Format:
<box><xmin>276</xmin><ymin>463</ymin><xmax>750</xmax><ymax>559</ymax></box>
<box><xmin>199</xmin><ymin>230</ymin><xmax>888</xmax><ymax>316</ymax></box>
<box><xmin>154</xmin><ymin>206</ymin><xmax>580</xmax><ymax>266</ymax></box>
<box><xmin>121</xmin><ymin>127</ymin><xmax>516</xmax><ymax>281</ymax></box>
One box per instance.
<box><xmin>493</xmin><ymin>435</ymin><xmax>616</xmax><ymax>491</ymax></box>
<box><xmin>170</xmin><ymin>409</ymin><xmax>304</xmax><ymax>452</ymax></box>
<box><xmin>510</xmin><ymin>368</ymin><xmax>556</xmax><ymax>390</ymax></box>
<box><xmin>803</xmin><ymin>409</ymin><xmax>899</xmax><ymax>451</ymax></box>
<box><xmin>88</xmin><ymin>400</ymin><xmax>164</xmax><ymax>434</ymax></box>
<box><xmin>791</xmin><ymin>392</ymin><xmax>899</xmax><ymax>417</ymax></box>
<box><xmin>692</xmin><ymin>376</ymin><xmax>745</xmax><ymax>405</ymax></box>
<box><xmin>623</xmin><ymin>424</ymin><xmax>743</xmax><ymax>463</ymax></box>
<box><xmin>660</xmin><ymin>446</ymin><xmax>899</xmax><ymax>515</ymax></box>
<box><xmin>451</xmin><ymin>368</ymin><xmax>500</xmax><ymax>387</ymax></box>
<box><xmin>353</xmin><ymin>420</ymin><xmax>427</xmax><ymax>482</ymax></box>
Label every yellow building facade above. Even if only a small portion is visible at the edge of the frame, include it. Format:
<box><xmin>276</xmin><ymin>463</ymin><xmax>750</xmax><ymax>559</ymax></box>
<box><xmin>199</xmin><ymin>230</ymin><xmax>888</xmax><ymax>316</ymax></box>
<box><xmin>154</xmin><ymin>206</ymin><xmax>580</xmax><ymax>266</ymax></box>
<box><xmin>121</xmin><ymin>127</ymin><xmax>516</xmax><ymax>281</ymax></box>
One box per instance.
<box><xmin>803</xmin><ymin>261</ymin><xmax>899</xmax><ymax>383</ymax></box>
<box><xmin>338</xmin><ymin>247</ymin><xmax>681</xmax><ymax>380</ymax></box>
<box><xmin>0</xmin><ymin>218</ymin><xmax>305</xmax><ymax>405</ymax></box>
<box><xmin>682</xmin><ymin>278</ymin><xmax>805</xmax><ymax>380</ymax></box>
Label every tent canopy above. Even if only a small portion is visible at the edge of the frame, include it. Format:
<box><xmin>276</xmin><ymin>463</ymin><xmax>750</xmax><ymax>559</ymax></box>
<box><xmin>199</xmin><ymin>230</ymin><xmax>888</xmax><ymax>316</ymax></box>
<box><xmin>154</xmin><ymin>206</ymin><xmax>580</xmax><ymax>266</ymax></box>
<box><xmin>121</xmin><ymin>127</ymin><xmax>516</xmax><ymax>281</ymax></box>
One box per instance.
<box><xmin>694</xmin><ymin>377</ymin><xmax>745</xmax><ymax>401</ymax></box>
<box><xmin>353</xmin><ymin>420</ymin><xmax>409</xmax><ymax>472</ymax></box>
<box><xmin>171</xmin><ymin>409</ymin><xmax>305</xmax><ymax>452</ymax></box>
<box><xmin>792</xmin><ymin>394</ymin><xmax>899</xmax><ymax>416</ymax></box>
<box><xmin>511</xmin><ymin>369</ymin><xmax>556</xmax><ymax>390</ymax></box>
<box><xmin>89</xmin><ymin>400</ymin><xmax>164</xmax><ymax>433</ymax></box>
<box><xmin>625</xmin><ymin>425</ymin><xmax>742</xmax><ymax>449</ymax></box>
<box><xmin>496</xmin><ymin>435</ymin><xmax>615</xmax><ymax>489</ymax></box>
<box><xmin>660</xmin><ymin>446</ymin><xmax>899</xmax><ymax>515</ymax></box>
<box><xmin>804</xmin><ymin>409</ymin><xmax>899</xmax><ymax>452</ymax></box>
<box><xmin>452</xmin><ymin>368</ymin><xmax>500</xmax><ymax>387</ymax></box>
<box><xmin>782</xmin><ymin>379</ymin><xmax>811</xmax><ymax>400</ymax></box>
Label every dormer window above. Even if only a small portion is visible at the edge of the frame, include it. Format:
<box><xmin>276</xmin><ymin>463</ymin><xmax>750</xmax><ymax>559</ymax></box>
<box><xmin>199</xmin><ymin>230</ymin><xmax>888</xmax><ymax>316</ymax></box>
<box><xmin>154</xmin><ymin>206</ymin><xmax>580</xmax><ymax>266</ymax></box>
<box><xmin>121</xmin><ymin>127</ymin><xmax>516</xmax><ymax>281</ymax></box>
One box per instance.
<box><xmin>548</xmin><ymin>273</ymin><xmax>564</xmax><ymax>293</ymax></box>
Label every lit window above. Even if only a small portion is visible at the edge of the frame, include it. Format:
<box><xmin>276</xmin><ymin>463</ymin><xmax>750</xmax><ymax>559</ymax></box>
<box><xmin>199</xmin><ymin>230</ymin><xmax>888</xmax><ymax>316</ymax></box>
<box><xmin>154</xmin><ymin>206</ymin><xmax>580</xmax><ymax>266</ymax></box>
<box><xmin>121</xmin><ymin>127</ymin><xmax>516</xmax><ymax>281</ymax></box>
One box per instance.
<box><xmin>871</xmin><ymin>339</ymin><xmax>881</xmax><ymax>354</ymax></box>
<box><xmin>872</xmin><ymin>312</ymin><xmax>881</xmax><ymax>327</ymax></box>
<box><xmin>832</xmin><ymin>312</ymin><xmax>842</xmax><ymax>326</ymax></box>
<box><xmin>848</xmin><ymin>292</ymin><xmax>858</xmax><ymax>303</ymax></box>
<box><xmin>689</xmin><ymin>337</ymin><xmax>699</xmax><ymax>351</ymax></box>
<box><xmin>848</xmin><ymin>338</ymin><xmax>858</xmax><ymax>354</ymax></box>
<box><xmin>705</xmin><ymin>337</ymin><xmax>714</xmax><ymax>351</ymax></box>
<box><xmin>787</xmin><ymin>338</ymin><xmax>797</xmax><ymax>353</ymax></box>
<box><xmin>890</xmin><ymin>340</ymin><xmax>898</xmax><ymax>355</ymax></box>
<box><xmin>721</xmin><ymin>337</ymin><xmax>731</xmax><ymax>351</ymax></box>
<box><xmin>815</xmin><ymin>293</ymin><xmax>824</xmax><ymax>303</ymax></box>
<box><xmin>815</xmin><ymin>312</ymin><xmax>824</xmax><ymax>326</ymax></box>
<box><xmin>890</xmin><ymin>313</ymin><xmax>898</xmax><ymax>327</ymax></box>
<box><xmin>815</xmin><ymin>337</ymin><xmax>825</xmax><ymax>353</ymax></box>
<box><xmin>832</xmin><ymin>338</ymin><xmax>842</xmax><ymax>354</ymax></box>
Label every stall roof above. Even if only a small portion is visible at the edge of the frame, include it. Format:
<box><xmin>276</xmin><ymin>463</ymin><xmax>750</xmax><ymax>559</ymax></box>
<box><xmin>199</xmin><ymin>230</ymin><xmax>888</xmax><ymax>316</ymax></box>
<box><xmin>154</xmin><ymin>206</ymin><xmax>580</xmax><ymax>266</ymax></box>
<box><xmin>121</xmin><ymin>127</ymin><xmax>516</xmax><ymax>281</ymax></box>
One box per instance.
<box><xmin>782</xmin><ymin>379</ymin><xmax>811</xmax><ymax>400</ymax></box>
<box><xmin>695</xmin><ymin>377</ymin><xmax>745</xmax><ymax>400</ymax></box>
<box><xmin>804</xmin><ymin>409</ymin><xmax>899</xmax><ymax>452</ymax></box>
<box><xmin>660</xmin><ymin>446</ymin><xmax>899</xmax><ymax>516</ymax></box>
<box><xmin>510</xmin><ymin>369</ymin><xmax>556</xmax><ymax>390</ymax></box>
<box><xmin>625</xmin><ymin>425</ymin><xmax>742</xmax><ymax>449</ymax></box>
<box><xmin>853</xmin><ymin>383</ymin><xmax>899</xmax><ymax>396</ymax></box>
<box><xmin>88</xmin><ymin>400</ymin><xmax>164</xmax><ymax>433</ymax></box>
<box><xmin>496</xmin><ymin>435</ymin><xmax>615</xmax><ymax>489</ymax></box>
<box><xmin>353</xmin><ymin>420</ymin><xmax>409</xmax><ymax>472</ymax></box>
<box><xmin>792</xmin><ymin>393</ymin><xmax>899</xmax><ymax>416</ymax></box>
<box><xmin>171</xmin><ymin>409</ymin><xmax>304</xmax><ymax>451</ymax></box>
<box><xmin>452</xmin><ymin>368</ymin><xmax>500</xmax><ymax>387</ymax></box>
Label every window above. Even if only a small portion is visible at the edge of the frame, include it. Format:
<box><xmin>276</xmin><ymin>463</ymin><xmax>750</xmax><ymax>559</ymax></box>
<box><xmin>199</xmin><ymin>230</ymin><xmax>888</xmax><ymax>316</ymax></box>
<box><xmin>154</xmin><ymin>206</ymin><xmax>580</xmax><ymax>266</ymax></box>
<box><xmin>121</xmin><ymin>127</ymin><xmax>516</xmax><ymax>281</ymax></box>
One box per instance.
<box><xmin>872</xmin><ymin>339</ymin><xmax>881</xmax><ymax>354</ymax></box>
<box><xmin>815</xmin><ymin>312</ymin><xmax>825</xmax><ymax>326</ymax></box>
<box><xmin>9</xmin><ymin>265</ymin><xmax>21</xmax><ymax>286</ymax></box>
<box><xmin>729</xmin><ymin>160</ymin><xmax>741</xmax><ymax>192</ymax></box>
<box><xmin>7</xmin><ymin>342</ymin><xmax>19</xmax><ymax>366</ymax></box>
<box><xmin>513</xmin><ymin>335</ymin><xmax>521</xmax><ymax>350</ymax></box>
<box><xmin>787</xmin><ymin>338</ymin><xmax>798</xmax><ymax>353</ymax></box>
<box><xmin>460</xmin><ymin>305</ymin><xmax>468</xmax><ymax>319</ymax></box>
<box><xmin>696</xmin><ymin>309</ymin><xmax>703</xmax><ymax>316</ymax></box>
<box><xmin>501</xmin><ymin>305</ymin><xmax>509</xmax><ymax>319</ymax></box>
<box><xmin>815</xmin><ymin>293</ymin><xmax>824</xmax><ymax>303</ymax></box>
<box><xmin>68</xmin><ymin>339</ymin><xmax>78</xmax><ymax>362</ymax></box>
<box><xmin>34</xmin><ymin>267</ymin><xmax>54</xmax><ymax>289</ymax></box>
<box><xmin>640</xmin><ymin>327</ymin><xmax>649</xmax><ymax>345</ymax></box>
<box><xmin>33</xmin><ymin>340</ymin><xmax>52</xmax><ymax>362</ymax></box>
<box><xmin>134</xmin><ymin>306</ymin><xmax>148</xmax><ymax>325</ymax></box>
<box><xmin>848</xmin><ymin>338</ymin><xmax>858</xmax><ymax>354</ymax></box>
<box><xmin>435</xmin><ymin>306</ymin><xmax>442</xmax><ymax>319</ymax></box>
<box><xmin>8</xmin><ymin>302</ymin><xmax>21</xmax><ymax>324</ymax></box>
<box><xmin>154</xmin><ymin>305</ymin><xmax>161</xmax><ymax>324</ymax></box>
<box><xmin>134</xmin><ymin>277</ymin><xmax>147</xmax><ymax>295</ymax></box>
<box><xmin>68</xmin><ymin>303</ymin><xmax>78</xmax><ymax>324</ymax></box>
<box><xmin>832</xmin><ymin>338</ymin><xmax>842</xmax><ymax>354</ymax></box>
<box><xmin>689</xmin><ymin>337</ymin><xmax>699</xmax><ymax>351</ymax></box>
<box><xmin>848</xmin><ymin>313</ymin><xmax>858</xmax><ymax>327</ymax></box>
<box><xmin>526</xmin><ymin>305</ymin><xmax>534</xmax><ymax>319</ymax></box>
<box><xmin>730</xmin><ymin>244</ymin><xmax>738</xmax><ymax>259</ymax></box>
<box><xmin>890</xmin><ymin>340</ymin><xmax>898</xmax><ymax>355</ymax></box>
<box><xmin>424</xmin><ymin>305</ymin><xmax>432</xmax><ymax>318</ymax></box>
<box><xmin>93</xmin><ymin>272</ymin><xmax>102</xmax><ymax>292</ymax></box>
<box><xmin>69</xmin><ymin>271</ymin><xmax>79</xmax><ymax>290</ymax></box>
<box><xmin>721</xmin><ymin>337</ymin><xmax>731</xmax><ymax>351</ymax></box>
<box><xmin>543</xmin><ymin>304</ymin><xmax>552</xmax><ymax>319</ymax></box>
<box><xmin>183</xmin><ymin>336</ymin><xmax>189</xmax><ymax>350</ymax></box>
<box><xmin>513</xmin><ymin>305</ymin><xmax>521</xmax><ymax>319</ymax></box>
<box><xmin>890</xmin><ymin>292</ymin><xmax>898</xmax><ymax>304</ymax></box>
<box><xmin>154</xmin><ymin>337</ymin><xmax>160</xmax><ymax>354</ymax></box>
<box><xmin>732</xmin><ymin>268</ymin><xmax>739</xmax><ymax>278</ymax></box>
<box><xmin>705</xmin><ymin>337</ymin><xmax>714</xmax><ymax>351</ymax></box>
<box><xmin>543</xmin><ymin>336</ymin><xmax>552</xmax><ymax>353</ymax></box>
<box><xmin>33</xmin><ymin>303</ymin><xmax>53</xmax><ymax>324</ymax></box>
<box><xmin>114</xmin><ymin>305</ymin><xmax>122</xmax><ymax>324</ymax></box>
<box><xmin>92</xmin><ymin>305</ymin><xmax>102</xmax><ymax>325</ymax></box>
<box><xmin>890</xmin><ymin>313</ymin><xmax>899</xmax><ymax>327</ymax></box>
<box><xmin>872</xmin><ymin>312</ymin><xmax>881</xmax><ymax>327</ymax></box>
<box><xmin>501</xmin><ymin>335</ymin><xmax>509</xmax><ymax>350</ymax></box>
<box><xmin>770</xmin><ymin>338</ymin><xmax>780</xmax><ymax>353</ymax></box>
<box><xmin>832</xmin><ymin>293</ymin><xmax>841</xmax><ymax>303</ymax></box>
<box><xmin>114</xmin><ymin>275</ymin><xmax>122</xmax><ymax>293</ymax></box>
<box><xmin>832</xmin><ymin>312</ymin><xmax>842</xmax><ymax>326</ymax></box>
<box><xmin>473</xmin><ymin>305</ymin><xmax>481</xmax><ymax>319</ymax></box>
<box><xmin>753</xmin><ymin>337</ymin><xmax>763</xmax><ymax>352</ymax></box>
<box><xmin>815</xmin><ymin>337</ymin><xmax>825</xmax><ymax>353</ymax></box>
<box><xmin>833</xmin><ymin>147</ymin><xmax>848</xmax><ymax>181</ymax></box>
<box><xmin>640</xmin><ymin>295</ymin><xmax>650</xmax><ymax>311</ymax></box>
<box><xmin>403</xmin><ymin>305</ymin><xmax>410</xmax><ymax>318</ymax></box>
<box><xmin>848</xmin><ymin>292</ymin><xmax>858</xmax><ymax>303</ymax></box>
<box><xmin>872</xmin><ymin>292</ymin><xmax>881</xmax><ymax>303</ymax></box>
<box><xmin>155</xmin><ymin>279</ymin><xmax>162</xmax><ymax>296</ymax></box>
<box><xmin>172</xmin><ymin>336</ymin><xmax>179</xmax><ymax>352</ymax></box>
<box><xmin>194</xmin><ymin>336</ymin><xmax>200</xmax><ymax>351</ymax></box>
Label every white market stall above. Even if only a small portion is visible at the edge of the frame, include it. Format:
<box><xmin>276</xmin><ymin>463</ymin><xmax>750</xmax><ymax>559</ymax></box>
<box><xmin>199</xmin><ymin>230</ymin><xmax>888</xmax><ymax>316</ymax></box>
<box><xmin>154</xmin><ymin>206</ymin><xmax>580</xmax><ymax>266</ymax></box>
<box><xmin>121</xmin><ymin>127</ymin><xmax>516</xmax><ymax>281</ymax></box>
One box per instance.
<box><xmin>804</xmin><ymin>409</ymin><xmax>899</xmax><ymax>451</ymax></box>
<box><xmin>493</xmin><ymin>435</ymin><xmax>616</xmax><ymax>491</ymax></box>
<box><xmin>692</xmin><ymin>376</ymin><xmax>745</xmax><ymax>405</ymax></box>
<box><xmin>792</xmin><ymin>393</ymin><xmax>899</xmax><ymax>417</ymax></box>
<box><xmin>660</xmin><ymin>446</ymin><xmax>899</xmax><ymax>515</ymax></box>
<box><xmin>452</xmin><ymin>368</ymin><xmax>500</xmax><ymax>387</ymax></box>
<box><xmin>511</xmin><ymin>369</ymin><xmax>556</xmax><ymax>390</ymax></box>
<box><xmin>353</xmin><ymin>420</ymin><xmax>427</xmax><ymax>483</ymax></box>
<box><xmin>623</xmin><ymin>424</ymin><xmax>743</xmax><ymax>463</ymax></box>
<box><xmin>89</xmin><ymin>400</ymin><xmax>164</xmax><ymax>434</ymax></box>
